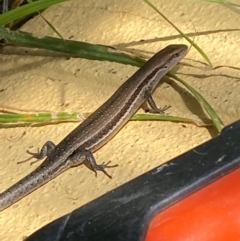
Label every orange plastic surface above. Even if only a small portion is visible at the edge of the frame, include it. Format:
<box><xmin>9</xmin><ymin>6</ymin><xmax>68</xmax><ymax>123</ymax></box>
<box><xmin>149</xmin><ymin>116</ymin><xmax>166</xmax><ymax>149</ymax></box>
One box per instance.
<box><xmin>145</xmin><ymin>168</ymin><xmax>240</xmax><ymax>241</ymax></box>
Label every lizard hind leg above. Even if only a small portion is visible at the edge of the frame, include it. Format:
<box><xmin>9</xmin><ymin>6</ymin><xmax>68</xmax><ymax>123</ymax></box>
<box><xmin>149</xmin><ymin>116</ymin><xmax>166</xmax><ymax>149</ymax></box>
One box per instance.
<box><xmin>68</xmin><ymin>149</ymin><xmax>118</xmax><ymax>179</ymax></box>
<box><xmin>84</xmin><ymin>150</ymin><xmax>118</xmax><ymax>179</ymax></box>
<box><xmin>17</xmin><ymin>141</ymin><xmax>56</xmax><ymax>165</ymax></box>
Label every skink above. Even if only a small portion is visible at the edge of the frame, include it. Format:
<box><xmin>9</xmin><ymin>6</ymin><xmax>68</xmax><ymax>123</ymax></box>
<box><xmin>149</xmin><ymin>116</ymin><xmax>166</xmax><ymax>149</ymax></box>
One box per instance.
<box><xmin>0</xmin><ymin>44</ymin><xmax>188</xmax><ymax>211</ymax></box>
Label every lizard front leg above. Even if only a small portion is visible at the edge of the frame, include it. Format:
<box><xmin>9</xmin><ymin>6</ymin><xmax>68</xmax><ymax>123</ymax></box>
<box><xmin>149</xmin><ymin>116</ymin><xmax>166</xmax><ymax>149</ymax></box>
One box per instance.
<box><xmin>145</xmin><ymin>91</ymin><xmax>170</xmax><ymax>113</ymax></box>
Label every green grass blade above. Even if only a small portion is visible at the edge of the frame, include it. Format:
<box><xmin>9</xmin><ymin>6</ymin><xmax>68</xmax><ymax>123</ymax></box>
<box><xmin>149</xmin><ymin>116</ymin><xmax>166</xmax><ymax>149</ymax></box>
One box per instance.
<box><xmin>0</xmin><ymin>112</ymin><xmax>212</xmax><ymax>127</ymax></box>
<box><xmin>0</xmin><ymin>27</ymin><xmax>145</xmax><ymax>66</ymax></box>
<box><xmin>132</xmin><ymin>114</ymin><xmax>212</xmax><ymax>127</ymax></box>
<box><xmin>0</xmin><ymin>112</ymin><xmax>80</xmax><ymax>123</ymax></box>
<box><xmin>143</xmin><ymin>0</ymin><xmax>212</xmax><ymax>66</ymax></box>
<box><xmin>26</xmin><ymin>0</ymin><xmax>64</xmax><ymax>39</ymax></box>
<box><xmin>0</xmin><ymin>0</ymin><xmax>70</xmax><ymax>26</ymax></box>
<box><xmin>200</xmin><ymin>0</ymin><xmax>240</xmax><ymax>7</ymax></box>
<box><xmin>36</xmin><ymin>11</ymin><xmax>64</xmax><ymax>39</ymax></box>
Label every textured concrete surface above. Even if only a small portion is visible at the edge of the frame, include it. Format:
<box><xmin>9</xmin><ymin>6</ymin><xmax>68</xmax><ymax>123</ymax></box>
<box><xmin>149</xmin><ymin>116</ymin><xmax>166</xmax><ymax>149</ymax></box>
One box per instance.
<box><xmin>0</xmin><ymin>0</ymin><xmax>240</xmax><ymax>240</ymax></box>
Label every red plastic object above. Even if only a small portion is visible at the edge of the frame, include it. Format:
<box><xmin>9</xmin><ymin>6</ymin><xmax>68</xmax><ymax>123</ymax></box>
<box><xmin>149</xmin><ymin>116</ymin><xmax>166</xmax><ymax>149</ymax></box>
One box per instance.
<box><xmin>145</xmin><ymin>168</ymin><xmax>240</xmax><ymax>241</ymax></box>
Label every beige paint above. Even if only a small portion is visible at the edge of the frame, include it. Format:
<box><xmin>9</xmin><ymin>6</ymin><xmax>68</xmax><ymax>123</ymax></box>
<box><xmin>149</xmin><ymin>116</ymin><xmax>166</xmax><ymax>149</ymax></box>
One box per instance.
<box><xmin>0</xmin><ymin>0</ymin><xmax>240</xmax><ymax>240</ymax></box>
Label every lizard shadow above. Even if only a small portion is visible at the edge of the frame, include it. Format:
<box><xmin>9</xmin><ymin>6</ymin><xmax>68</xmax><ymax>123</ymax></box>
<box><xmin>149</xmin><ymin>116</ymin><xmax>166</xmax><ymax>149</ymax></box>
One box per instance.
<box><xmin>164</xmin><ymin>76</ymin><xmax>218</xmax><ymax>137</ymax></box>
<box><xmin>142</xmin><ymin>75</ymin><xmax>218</xmax><ymax>138</ymax></box>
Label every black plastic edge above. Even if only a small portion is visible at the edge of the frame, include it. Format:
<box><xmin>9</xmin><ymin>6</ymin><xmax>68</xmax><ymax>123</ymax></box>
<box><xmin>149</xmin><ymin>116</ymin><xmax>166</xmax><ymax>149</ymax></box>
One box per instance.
<box><xmin>25</xmin><ymin>120</ymin><xmax>240</xmax><ymax>241</ymax></box>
